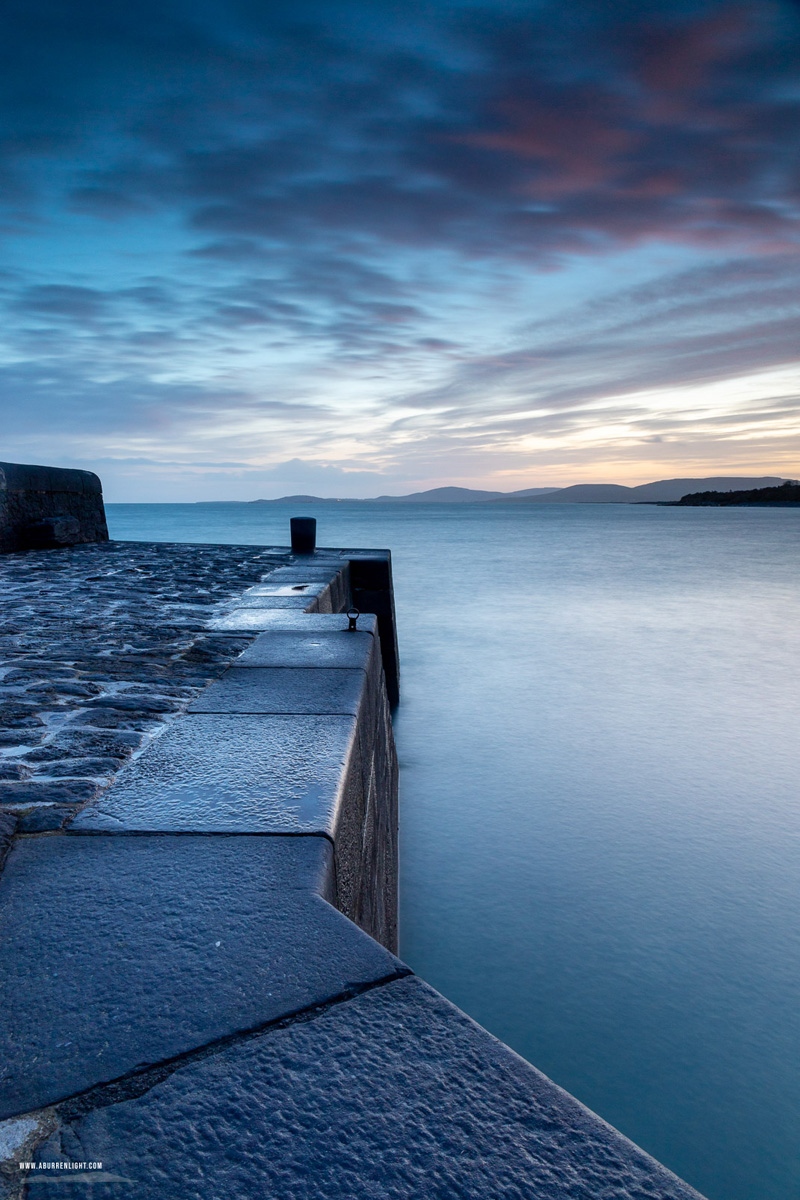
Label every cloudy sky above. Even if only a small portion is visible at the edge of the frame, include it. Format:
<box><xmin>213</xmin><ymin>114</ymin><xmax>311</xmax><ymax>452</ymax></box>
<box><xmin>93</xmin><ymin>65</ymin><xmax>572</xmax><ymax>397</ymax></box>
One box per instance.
<box><xmin>2</xmin><ymin>0</ymin><xmax>799</xmax><ymax>499</ymax></box>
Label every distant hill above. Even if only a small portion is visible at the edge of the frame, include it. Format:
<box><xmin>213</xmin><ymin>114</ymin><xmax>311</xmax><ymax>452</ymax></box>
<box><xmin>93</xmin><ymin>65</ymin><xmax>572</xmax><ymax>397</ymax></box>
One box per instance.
<box><xmin>496</xmin><ymin>476</ymin><xmax>790</xmax><ymax>503</ymax></box>
<box><xmin>500</xmin><ymin>483</ymin><xmax>634</xmax><ymax>503</ymax></box>
<box><xmin>675</xmin><ymin>480</ymin><xmax>800</xmax><ymax>506</ymax></box>
<box><xmin>250</xmin><ymin>494</ymin><xmax>327</xmax><ymax>503</ymax></box>
<box><xmin>504</xmin><ymin>487</ymin><xmax>563</xmax><ymax>499</ymax></box>
<box><xmin>630</xmin><ymin>476</ymin><xmax>788</xmax><ymax>502</ymax></box>
<box><xmin>375</xmin><ymin>486</ymin><xmax>506</xmax><ymax>502</ymax></box>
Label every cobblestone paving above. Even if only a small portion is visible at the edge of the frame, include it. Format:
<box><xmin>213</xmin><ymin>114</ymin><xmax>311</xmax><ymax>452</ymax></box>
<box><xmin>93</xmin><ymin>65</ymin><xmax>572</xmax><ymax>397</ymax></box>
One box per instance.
<box><xmin>0</xmin><ymin>540</ymin><xmax>284</xmax><ymax>831</ymax></box>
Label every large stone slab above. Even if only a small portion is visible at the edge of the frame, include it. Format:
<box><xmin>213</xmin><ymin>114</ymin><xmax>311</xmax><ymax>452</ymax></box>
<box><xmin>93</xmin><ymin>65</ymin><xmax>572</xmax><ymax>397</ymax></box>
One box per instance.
<box><xmin>210</xmin><ymin>611</ymin><xmax>377</xmax><ymax>633</ymax></box>
<box><xmin>189</xmin><ymin>667</ymin><xmax>366</xmax><ymax>715</ymax></box>
<box><xmin>227</xmin><ymin>595</ymin><xmax>316</xmax><ymax>609</ymax></box>
<box><xmin>69</xmin><ymin>713</ymin><xmax>358</xmax><ymax>833</ymax></box>
<box><xmin>27</xmin><ymin>977</ymin><xmax>705</xmax><ymax>1199</ymax></box>
<box><xmin>0</xmin><ymin>834</ymin><xmax>402</xmax><ymax>1119</ymax></box>
<box><xmin>239</xmin><ymin>581</ymin><xmax>330</xmax><ymax>597</ymax></box>
<box><xmin>235</xmin><ymin>629</ymin><xmax>374</xmax><ymax>669</ymax></box>
<box><xmin>252</xmin><ymin>563</ymin><xmax>351</xmax><ymax>611</ymax></box>
<box><xmin>265</xmin><ymin>563</ymin><xmax>349</xmax><ymax>578</ymax></box>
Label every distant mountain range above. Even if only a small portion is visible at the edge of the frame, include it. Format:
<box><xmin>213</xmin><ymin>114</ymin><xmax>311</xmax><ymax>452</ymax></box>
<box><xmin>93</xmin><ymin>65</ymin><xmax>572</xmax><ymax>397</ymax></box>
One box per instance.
<box><xmin>374</xmin><ymin>486</ymin><xmax>560</xmax><ymax>502</ymax></box>
<box><xmin>248</xmin><ymin>477</ymin><xmax>790</xmax><ymax>504</ymax></box>
<box><xmin>499</xmin><ymin>476</ymin><xmax>789</xmax><ymax>503</ymax></box>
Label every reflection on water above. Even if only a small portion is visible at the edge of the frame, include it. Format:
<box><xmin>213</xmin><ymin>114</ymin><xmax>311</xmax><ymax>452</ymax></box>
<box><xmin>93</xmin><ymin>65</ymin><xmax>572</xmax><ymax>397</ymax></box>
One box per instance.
<box><xmin>108</xmin><ymin>501</ymin><xmax>800</xmax><ymax>1200</ymax></box>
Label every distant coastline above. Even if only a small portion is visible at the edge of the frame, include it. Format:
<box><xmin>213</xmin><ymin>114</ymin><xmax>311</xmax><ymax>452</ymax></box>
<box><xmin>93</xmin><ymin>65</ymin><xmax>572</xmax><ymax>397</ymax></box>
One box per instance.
<box><xmin>193</xmin><ymin>475</ymin><xmax>794</xmax><ymax>506</ymax></box>
<box><xmin>665</xmin><ymin>481</ymin><xmax>800</xmax><ymax>507</ymax></box>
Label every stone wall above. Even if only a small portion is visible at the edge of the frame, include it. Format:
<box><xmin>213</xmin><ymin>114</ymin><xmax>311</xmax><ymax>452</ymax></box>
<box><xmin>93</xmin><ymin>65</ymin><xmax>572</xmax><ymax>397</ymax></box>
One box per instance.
<box><xmin>0</xmin><ymin>463</ymin><xmax>109</xmax><ymax>553</ymax></box>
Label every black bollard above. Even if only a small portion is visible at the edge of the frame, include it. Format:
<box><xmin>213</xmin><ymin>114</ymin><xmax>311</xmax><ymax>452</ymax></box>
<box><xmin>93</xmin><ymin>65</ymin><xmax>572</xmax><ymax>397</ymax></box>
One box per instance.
<box><xmin>290</xmin><ymin>516</ymin><xmax>316</xmax><ymax>554</ymax></box>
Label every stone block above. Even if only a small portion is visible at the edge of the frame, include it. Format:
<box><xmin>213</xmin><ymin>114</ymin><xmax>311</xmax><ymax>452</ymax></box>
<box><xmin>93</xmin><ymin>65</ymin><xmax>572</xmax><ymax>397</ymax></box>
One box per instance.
<box><xmin>240</xmin><ymin>582</ymin><xmax>330</xmax><ymax>598</ymax></box>
<box><xmin>267</xmin><ymin>564</ymin><xmax>351</xmax><ymax>583</ymax></box>
<box><xmin>254</xmin><ymin>564</ymin><xmax>350</xmax><ymax>612</ymax></box>
<box><xmin>233</xmin><ymin>576</ymin><xmax>343</xmax><ymax>615</ymax></box>
<box><xmin>69</xmin><ymin>713</ymin><xmax>358</xmax><ymax>833</ymax></box>
<box><xmin>209</xmin><ymin>611</ymin><xmax>377</xmax><ymax>633</ymax></box>
<box><xmin>16</xmin><ymin>805</ymin><xmax>74</xmax><ymax>832</ymax></box>
<box><xmin>0</xmin><ymin>834</ymin><xmax>402</xmax><ymax>1118</ymax></box>
<box><xmin>26</xmin><ymin>977</ymin><xmax>705</xmax><ymax>1200</ymax></box>
<box><xmin>235</xmin><ymin>630</ymin><xmax>374</xmax><ymax>669</ymax></box>
<box><xmin>345</xmin><ymin>550</ymin><xmax>392</xmax><ymax>591</ymax></box>
<box><xmin>188</xmin><ymin>667</ymin><xmax>366</xmax><ymax>715</ymax></box>
<box><xmin>231</xmin><ymin>595</ymin><xmax>318</xmax><ymax>610</ymax></box>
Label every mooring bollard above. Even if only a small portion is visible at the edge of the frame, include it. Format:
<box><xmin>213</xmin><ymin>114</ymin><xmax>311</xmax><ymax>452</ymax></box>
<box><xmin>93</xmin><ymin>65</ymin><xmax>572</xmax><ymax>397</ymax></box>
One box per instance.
<box><xmin>290</xmin><ymin>516</ymin><xmax>316</xmax><ymax>554</ymax></box>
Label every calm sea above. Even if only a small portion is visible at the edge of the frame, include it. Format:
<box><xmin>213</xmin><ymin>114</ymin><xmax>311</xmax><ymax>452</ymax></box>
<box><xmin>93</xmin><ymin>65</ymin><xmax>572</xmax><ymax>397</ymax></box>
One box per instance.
<box><xmin>106</xmin><ymin>501</ymin><xmax>800</xmax><ymax>1200</ymax></box>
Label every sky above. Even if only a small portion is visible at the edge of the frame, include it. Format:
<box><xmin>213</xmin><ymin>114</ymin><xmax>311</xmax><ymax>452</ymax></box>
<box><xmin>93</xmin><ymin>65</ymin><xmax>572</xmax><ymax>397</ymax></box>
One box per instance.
<box><xmin>1</xmin><ymin>0</ymin><xmax>799</xmax><ymax>500</ymax></box>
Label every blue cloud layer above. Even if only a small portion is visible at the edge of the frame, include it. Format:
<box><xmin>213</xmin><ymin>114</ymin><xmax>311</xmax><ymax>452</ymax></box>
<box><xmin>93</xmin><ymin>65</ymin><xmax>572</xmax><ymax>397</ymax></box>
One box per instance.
<box><xmin>1</xmin><ymin>0</ymin><xmax>798</xmax><ymax>495</ymax></box>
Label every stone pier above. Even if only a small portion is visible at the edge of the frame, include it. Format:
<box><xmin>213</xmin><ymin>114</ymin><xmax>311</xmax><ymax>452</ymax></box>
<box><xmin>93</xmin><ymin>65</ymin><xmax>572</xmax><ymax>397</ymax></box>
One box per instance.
<box><xmin>0</xmin><ymin>485</ymin><xmax>706</xmax><ymax>1197</ymax></box>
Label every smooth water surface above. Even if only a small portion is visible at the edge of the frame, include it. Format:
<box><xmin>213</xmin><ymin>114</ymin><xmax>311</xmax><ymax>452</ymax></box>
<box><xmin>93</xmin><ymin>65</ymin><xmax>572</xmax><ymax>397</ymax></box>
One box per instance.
<box><xmin>107</xmin><ymin>502</ymin><xmax>800</xmax><ymax>1200</ymax></box>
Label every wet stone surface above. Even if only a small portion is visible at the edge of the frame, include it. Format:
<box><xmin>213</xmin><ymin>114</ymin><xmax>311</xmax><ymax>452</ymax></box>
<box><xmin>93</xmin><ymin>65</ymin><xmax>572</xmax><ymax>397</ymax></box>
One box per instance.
<box><xmin>0</xmin><ymin>540</ymin><xmax>283</xmax><ymax>829</ymax></box>
<box><xmin>69</xmin><ymin>713</ymin><xmax>358</xmax><ymax>833</ymax></box>
<box><xmin>26</xmin><ymin>977</ymin><xmax>704</xmax><ymax>1200</ymax></box>
<box><xmin>0</xmin><ymin>833</ymin><xmax>402</xmax><ymax>1119</ymax></box>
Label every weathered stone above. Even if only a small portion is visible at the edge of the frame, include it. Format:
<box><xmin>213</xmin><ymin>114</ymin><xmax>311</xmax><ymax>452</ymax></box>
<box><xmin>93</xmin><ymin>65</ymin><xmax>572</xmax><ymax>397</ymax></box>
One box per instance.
<box><xmin>15</xmin><ymin>806</ymin><xmax>74</xmax><ymax>832</ymax></box>
<box><xmin>0</xmin><ymin>462</ymin><xmax>108</xmax><ymax>553</ymax></box>
<box><xmin>24</xmin><ymin>681</ymin><xmax>101</xmax><ymax>698</ymax></box>
<box><xmin>82</xmin><ymin>696</ymin><xmax>180</xmax><ymax>713</ymax></box>
<box><xmin>122</xmin><ymin>685</ymin><xmax>195</xmax><ymax>698</ymax></box>
<box><xmin>0</xmin><ymin>730</ymin><xmax>45</xmax><ymax>747</ymax></box>
<box><xmin>0</xmin><ymin>834</ymin><xmax>403</xmax><ymax>1119</ymax></box>
<box><xmin>181</xmin><ymin>635</ymin><xmax>254</xmax><ymax>663</ymax></box>
<box><xmin>70</xmin><ymin>714</ymin><xmax>358</xmax><ymax>834</ymax></box>
<box><xmin>189</xmin><ymin>667</ymin><xmax>366</xmax><ymax>716</ymax></box>
<box><xmin>225</xmin><ymin>594</ymin><xmax>317</xmax><ymax>610</ymax></box>
<box><xmin>20</xmin><ymin>730</ymin><xmax>144</xmax><ymax>761</ymax></box>
<box><xmin>61</xmin><ymin>711</ymin><xmax>165</xmax><ymax>731</ymax></box>
<box><xmin>236</xmin><ymin>628</ymin><xmax>374</xmax><ymax>669</ymax></box>
<box><xmin>0</xmin><ymin>764</ymin><xmax>30</xmax><ymax>782</ymax></box>
<box><xmin>266</xmin><ymin>564</ymin><xmax>352</xmax><ymax>581</ymax></box>
<box><xmin>0</xmin><ymin>708</ymin><xmax>45</xmax><ymax>729</ymax></box>
<box><xmin>239</xmin><ymin>581</ymin><xmax>330</xmax><ymax>598</ymax></box>
<box><xmin>27</xmin><ymin>977</ymin><xmax>704</xmax><ymax>1200</ymax></box>
<box><xmin>3</xmin><ymin>667</ymin><xmax>78</xmax><ymax>682</ymax></box>
<box><xmin>210</xmin><ymin>611</ymin><xmax>378</xmax><ymax>634</ymax></box>
<box><xmin>38</xmin><ymin>757</ymin><xmax>122</xmax><ymax>778</ymax></box>
<box><xmin>0</xmin><ymin>781</ymin><xmax>99</xmax><ymax>806</ymax></box>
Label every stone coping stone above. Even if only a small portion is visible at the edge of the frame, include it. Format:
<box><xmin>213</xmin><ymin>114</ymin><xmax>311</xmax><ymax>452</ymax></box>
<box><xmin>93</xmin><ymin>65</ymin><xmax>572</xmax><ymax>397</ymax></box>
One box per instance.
<box><xmin>266</xmin><ymin>565</ymin><xmax>351</xmax><ymax>581</ymax></box>
<box><xmin>226</xmin><ymin>595</ymin><xmax>316</xmax><ymax>610</ymax></box>
<box><xmin>236</xmin><ymin>630</ymin><xmax>374</xmax><ymax>669</ymax></box>
<box><xmin>28</xmin><ymin>976</ymin><xmax>706</xmax><ymax>1200</ymax></box>
<box><xmin>69</xmin><ymin>713</ymin><xmax>357</xmax><ymax>833</ymax></box>
<box><xmin>0</xmin><ymin>833</ymin><xmax>403</xmax><ymax>1119</ymax></box>
<box><xmin>189</xmin><ymin>667</ymin><xmax>366</xmax><ymax>716</ymax></box>
<box><xmin>209</xmin><ymin>611</ymin><xmax>377</xmax><ymax>633</ymax></box>
<box><xmin>0</xmin><ymin>463</ymin><xmax>101</xmax><ymax>495</ymax></box>
<box><xmin>240</xmin><ymin>581</ymin><xmax>330</xmax><ymax>597</ymax></box>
